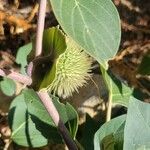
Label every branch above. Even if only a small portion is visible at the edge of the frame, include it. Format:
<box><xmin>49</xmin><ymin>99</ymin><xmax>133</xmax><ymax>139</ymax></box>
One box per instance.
<box><xmin>38</xmin><ymin>91</ymin><xmax>78</xmax><ymax>150</ymax></box>
<box><xmin>35</xmin><ymin>1</ymin><xmax>77</xmax><ymax>149</ymax></box>
<box><xmin>0</xmin><ymin>69</ymin><xmax>32</xmax><ymax>85</ymax></box>
<box><xmin>35</xmin><ymin>0</ymin><xmax>47</xmax><ymax>57</ymax></box>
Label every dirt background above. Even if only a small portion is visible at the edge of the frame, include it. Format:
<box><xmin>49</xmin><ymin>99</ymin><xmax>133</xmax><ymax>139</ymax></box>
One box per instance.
<box><xmin>0</xmin><ymin>0</ymin><xmax>150</xmax><ymax>149</ymax></box>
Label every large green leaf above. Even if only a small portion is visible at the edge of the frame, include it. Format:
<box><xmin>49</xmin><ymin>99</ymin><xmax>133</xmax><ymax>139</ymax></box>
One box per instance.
<box><xmin>123</xmin><ymin>97</ymin><xmax>150</xmax><ymax>150</ymax></box>
<box><xmin>94</xmin><ymin>115</ymin><xmax>126</xmax><ymax>150</ymax></box>
<box><xmin>8</xmin><ymin>94</ymin><xmax>50</xmax><ymax>147</ymax></box>
<box><xmin>16</xmin><ymin>43</ymin><xmax>32</xmax><ymax>74</ymax></box>
<box><xmin>8</xmin><ymin>89</ymin><xmax>78</xmax><ymax>147</ymax></box>
<box><xmin>50</xmin><ymin>0</ymin><xmax>121</xmax><ymax>69</ymax></box>
<box><xmin>23</xmin><ymin>89</ymin><xmax>78</xmax><ymax>139</ymax></box>
<box><xmin>101</xmin><ymin>68</ymin><xmax>133</xmax><ymax>107</ymax></box>
<box><xmin>0</xmin><ymin>77</ymin><xmax>16</xmax><ymax>96</ymax></box>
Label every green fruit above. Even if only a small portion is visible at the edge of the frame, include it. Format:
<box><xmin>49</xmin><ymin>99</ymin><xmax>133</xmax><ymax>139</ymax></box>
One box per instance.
<box><xmin>40</xmin><ymin>37</ymin><xmax>92</xmax><ymax>98</ymax></box>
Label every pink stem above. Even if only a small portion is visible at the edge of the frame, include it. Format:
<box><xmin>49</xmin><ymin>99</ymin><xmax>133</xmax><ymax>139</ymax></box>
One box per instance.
<box><xmin>35</xmin><ymin>1</ymin><xmax>77</xmax><ymax>149</ymax></box>
<box><xmin>38</xmin><ymin>91</ymin><xmax>78</xmax><ymax>150</ymax></box>
<box><xmin>35</xmin><ymin>0</ymin><xmax>47</xmax><ymax>57</ymax></box>
<box><xmin>0</xmin><ymin>69</ymin><xmax>32</xmax><ymax>85</ymax></box>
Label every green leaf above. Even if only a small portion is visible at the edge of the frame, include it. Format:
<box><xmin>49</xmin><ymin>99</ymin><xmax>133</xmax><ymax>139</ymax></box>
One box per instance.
<box><xmin>16</xmin><ymin>43</ymin><xmax>32</xmax><ymax>74</ymax></box>
<box><xmin>94</xmin><ymin>115</ymin><xmax>126</xmax><ymax>150</ymax></box>
<box><xmin>123</xmin><ymin>97</ymin><xmax>150</xmax><ymax>150</ymax></box>
<box><xmin>39</xmin><ymin>27</ymin><xmax>67</xmax><ymax>89</ymax></box>
<box><xmin>43</xmin><ymin>27</ymin><xmax>66</xmax><ymax>57</ymax></box>
<box><xmin>8</xmin><ymin>94</ymin><xmax>49</xmax><ymax>147</ymax></box>
<box><xmin>101</xmin><ymin>68</ymin><xmax>133</xmax><ymax>107</ymax></box>
<box><xmin>23</xmin><ymin>89</ymin><xmax>78</xmax><ymax>139</ymax></box>
<box><xmin>8</xmin><ymin>89</ymin><xmax>78</xmax><ymax>148</ymax></box>
<box><xmin>50</xmin><ymin>0</ymin><xmax>121</xmax><ymax>69</ymax></box>
<box><xmin>65</xmin><ymin>102</ymin><xmax>78</xmax><ymax>138</ymax></box>
<box><xmin>138</xmin><ymin>53</ymin><xmax>150</xmax><ymax>75</ymax></box>
<box><xmin>0</xmin><ymin>77</ymin><xmax>16</xmax><ymax>96</ymax></box>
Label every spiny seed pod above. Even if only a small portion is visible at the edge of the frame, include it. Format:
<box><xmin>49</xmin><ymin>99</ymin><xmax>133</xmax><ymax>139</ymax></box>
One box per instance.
<box><xmin>46</xmin><ymin>37</ymin><xmax>92</xmax><ymax>98</ymax></box>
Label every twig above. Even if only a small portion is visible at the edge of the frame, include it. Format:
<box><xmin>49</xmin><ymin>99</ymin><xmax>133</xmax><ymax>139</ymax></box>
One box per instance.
<box><xmin>35</xmin><ymin>0</ymin><xmax>47</xmax><ymax>57</ymax></box>
<box><xmin>35</xmin><ymin>0</ymin><xmax>77</xmax><ymax>149</ymax></box>
<box><xmin>38</xmin><ymin>91</ymin><xmax>78</xmax><ymax>150</ymax></box>
<box><xmin>0</xmin><ymin>69</ymin><xmax>32</xmax><ymax>85</ymax></box>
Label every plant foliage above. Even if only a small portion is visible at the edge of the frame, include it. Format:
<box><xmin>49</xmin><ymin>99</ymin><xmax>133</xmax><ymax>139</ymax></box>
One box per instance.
<box><xmin>1</xmin><ymin>0</ymin><xmax>149</xmax><ymax>149</ymax></box>
<box><xmin>8</xmin><ymin>89</ymin><xmax>78</xmax><ymax>147</ymax></box>
<box><xmin>50</xmin><ymin>0</ymin><xmax>121</xmax><ymax>69</ymax></box>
